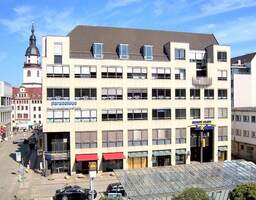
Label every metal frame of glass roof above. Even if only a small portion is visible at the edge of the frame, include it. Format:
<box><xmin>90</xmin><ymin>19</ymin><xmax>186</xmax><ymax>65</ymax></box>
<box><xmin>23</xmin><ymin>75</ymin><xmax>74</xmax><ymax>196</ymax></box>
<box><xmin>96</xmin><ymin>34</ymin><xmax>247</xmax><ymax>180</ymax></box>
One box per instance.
<box><xmin>114</xmin><ymin>160</ymin><xmax>256</xmax><ymax>199</ymax></box>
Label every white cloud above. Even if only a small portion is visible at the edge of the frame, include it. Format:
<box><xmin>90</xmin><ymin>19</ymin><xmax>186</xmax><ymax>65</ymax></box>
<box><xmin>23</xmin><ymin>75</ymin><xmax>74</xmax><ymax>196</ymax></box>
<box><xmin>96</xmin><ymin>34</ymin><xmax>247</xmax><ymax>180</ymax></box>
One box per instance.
<box><xmin>13</xmin><ymin>5</ymin><xmax>32</xmax><ymax>15</ymax></box>
<box><xmin>106</xmin><ymin>0</ymin><xmax>142</xmax><ymax>9</ymax></box>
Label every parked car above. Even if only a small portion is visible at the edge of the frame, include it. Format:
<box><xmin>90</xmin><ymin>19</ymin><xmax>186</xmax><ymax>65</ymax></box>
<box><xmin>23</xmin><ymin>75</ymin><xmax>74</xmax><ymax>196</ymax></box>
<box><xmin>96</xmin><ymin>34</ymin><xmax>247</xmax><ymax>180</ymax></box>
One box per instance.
<box><xmin>106</xmin><ymin>182</ymin><xmax>126</xmax><ymax>196</ymax></box>
<box><xmin>53</xmin><ymin>185</ymin><xmax>97</xmax><ymax>200</ymax></box>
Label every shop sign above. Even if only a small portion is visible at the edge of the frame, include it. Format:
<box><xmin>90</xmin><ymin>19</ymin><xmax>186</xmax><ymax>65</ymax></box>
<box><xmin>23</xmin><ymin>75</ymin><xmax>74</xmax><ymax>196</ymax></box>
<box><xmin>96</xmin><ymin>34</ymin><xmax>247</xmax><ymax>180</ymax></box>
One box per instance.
<box><xmin>89</xmin><ymin>162</ymin><xmax>97</xmax><ymax>171</ymax></box>
<box><xmin>51</xmin><ymin>101</ymin><xmax>77</xmax><ymax>109</ymax></box>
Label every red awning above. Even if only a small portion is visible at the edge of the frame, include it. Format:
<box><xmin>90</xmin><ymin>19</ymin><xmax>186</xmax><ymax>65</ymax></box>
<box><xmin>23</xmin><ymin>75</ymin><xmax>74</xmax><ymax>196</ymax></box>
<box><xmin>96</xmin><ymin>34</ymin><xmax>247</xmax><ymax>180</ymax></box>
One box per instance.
<box><xmin>76</xmin><ymin>154</ymin><xmax>98</xmax><ymax>161</ymax></box>
<box><xmin>103</xmin><ymin>152</ymin><xmax>125</xmax><ymax>160</ymax></box>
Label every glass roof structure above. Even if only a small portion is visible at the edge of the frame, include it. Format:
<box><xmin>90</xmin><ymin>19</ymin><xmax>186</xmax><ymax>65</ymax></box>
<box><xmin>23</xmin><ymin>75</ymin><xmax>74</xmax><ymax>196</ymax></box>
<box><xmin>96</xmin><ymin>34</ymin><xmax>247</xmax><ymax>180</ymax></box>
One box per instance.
<box><xmin>114</xmin><ymin>160</ymin><xmax>256</xmax><ymax>199</ymax></box>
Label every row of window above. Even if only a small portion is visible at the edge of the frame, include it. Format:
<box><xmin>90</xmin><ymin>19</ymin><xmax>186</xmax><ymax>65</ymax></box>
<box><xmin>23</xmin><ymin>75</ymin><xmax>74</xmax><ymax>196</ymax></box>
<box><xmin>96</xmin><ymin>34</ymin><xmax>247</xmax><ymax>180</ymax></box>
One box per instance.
<box><xmin>46</xmin><ymin>65</ymin><xmax>228</xmax><ymax>80</ymax></box>
<box><xmin>232</xmin><ymin>129</ymin><xmax>256</xmax><ymax>139</ymax></box>
<box><xmin>232</xmin><ymin>114</ymin><xmax>256</xmax><ymax>123</ymax></box>
<box><xmin>47</xmin><ymin>107</ymin><xmax>228</xmax><ymax>122</ymax></box>
<box><xmin>16</xmin><ymin>106</ymin><xmax>41</xmax><ymax>111</ymax></box>
<box><xmin>75</xmin><ymin>126</ymin><xmax>228</xmax><ymax>148</ymax></box>
<box><xmin>47</xmin><ymin>88</ymin><xmax>228</xmax><ymax>100</ymax></box>
<box><xmin>12</xmin><ymin>100</ymin><xmax>42</xmax><ymax>104</ymax></box>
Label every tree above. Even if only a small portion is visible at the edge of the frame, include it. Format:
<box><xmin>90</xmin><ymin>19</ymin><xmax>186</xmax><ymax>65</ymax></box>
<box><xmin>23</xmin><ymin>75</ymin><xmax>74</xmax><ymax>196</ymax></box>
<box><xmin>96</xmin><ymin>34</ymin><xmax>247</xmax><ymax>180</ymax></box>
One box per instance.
<box><xmin>173</xmin><ymin>187</ymin><xmax>209</xmax><ymax>200</ymax></box>
<box><xmin>229</xmin><ymin>183</ymin><xmax>256</xmax><ymax>200</ymax></box>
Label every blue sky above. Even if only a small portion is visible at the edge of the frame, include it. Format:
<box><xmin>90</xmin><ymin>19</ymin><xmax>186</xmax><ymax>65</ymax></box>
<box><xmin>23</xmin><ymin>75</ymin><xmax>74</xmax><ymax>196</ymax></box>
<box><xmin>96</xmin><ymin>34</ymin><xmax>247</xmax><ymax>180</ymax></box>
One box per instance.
<box><xmin>0</xmin><ymin>0</ymin><xmax>256</xmax><ymax>86</ymax></box>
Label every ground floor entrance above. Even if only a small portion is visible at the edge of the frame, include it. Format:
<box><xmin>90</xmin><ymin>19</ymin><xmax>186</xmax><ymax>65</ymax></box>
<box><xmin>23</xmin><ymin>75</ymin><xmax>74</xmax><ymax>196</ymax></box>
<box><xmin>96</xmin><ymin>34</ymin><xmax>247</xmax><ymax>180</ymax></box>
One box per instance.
<box><xmin>102</xmin><ymin>152</ymin><xmax>124</xmax><ymax>172</ymax></box>
<box><xmin>152</xmin><ymin>150</ymin><xmax>171</xmax><ymax>167</ymax></box>
<box><xmin>47</xmin><ymin>160</ymin><xmax>69</xmax><ymax>173</ymax></box>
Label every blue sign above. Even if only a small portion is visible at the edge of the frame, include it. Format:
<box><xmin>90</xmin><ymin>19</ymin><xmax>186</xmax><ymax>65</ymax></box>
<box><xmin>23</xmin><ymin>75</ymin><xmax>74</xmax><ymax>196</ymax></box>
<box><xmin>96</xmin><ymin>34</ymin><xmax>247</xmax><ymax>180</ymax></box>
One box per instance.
<box><xmin>50</xmin><ymin>101</ymin><xmax>77</xmax><ymax>109</ymax></box>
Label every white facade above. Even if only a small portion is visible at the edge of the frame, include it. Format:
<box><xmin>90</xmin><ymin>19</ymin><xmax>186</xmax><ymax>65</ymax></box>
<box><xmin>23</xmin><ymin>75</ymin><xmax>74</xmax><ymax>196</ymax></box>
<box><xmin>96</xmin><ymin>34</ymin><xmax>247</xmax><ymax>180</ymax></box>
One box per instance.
<box><xmin>42</xmin><ymin>26</ymin><xmax>231</xmax><ymax>174</ymax></box>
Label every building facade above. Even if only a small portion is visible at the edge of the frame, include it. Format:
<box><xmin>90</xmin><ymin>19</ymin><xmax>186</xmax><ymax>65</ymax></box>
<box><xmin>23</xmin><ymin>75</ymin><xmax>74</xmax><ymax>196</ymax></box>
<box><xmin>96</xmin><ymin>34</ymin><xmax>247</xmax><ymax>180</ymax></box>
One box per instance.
<box><xmin>0</xmin><ymin>81</ymin><xmax>12</xmax><ymax>141</ymax></box>
<box><xmin>232</xmin><ymin>107</ymin><xmax>256</xmax><ymax>162</ymax></box>
<box><xmin>12</xmin><ymin>24</ymin><xmax>42</xmax><ymax>130</ymax></box>
<box><xmin>42</xmin><ymin>25</ymin><xmax>231</xmax><ymax>174</ymax></box>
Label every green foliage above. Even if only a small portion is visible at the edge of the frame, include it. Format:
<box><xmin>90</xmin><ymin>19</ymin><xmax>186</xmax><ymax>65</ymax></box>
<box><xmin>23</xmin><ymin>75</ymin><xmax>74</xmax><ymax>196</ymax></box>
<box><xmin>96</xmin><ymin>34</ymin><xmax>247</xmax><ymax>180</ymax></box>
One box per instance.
<box><xmin>173</xmin><ymin>187</ymin><xmax>209</xmax><ymax>200</ymax></box>
<box><xmin>229</xmin><ymin>183</ymin><xmax>256</xmax><ymax>200</ymax></box>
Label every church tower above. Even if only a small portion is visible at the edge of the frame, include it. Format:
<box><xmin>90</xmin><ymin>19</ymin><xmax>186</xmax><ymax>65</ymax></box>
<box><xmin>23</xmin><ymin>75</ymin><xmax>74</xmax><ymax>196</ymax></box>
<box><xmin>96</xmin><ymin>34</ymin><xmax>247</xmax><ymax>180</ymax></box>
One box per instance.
<box><xmin>22</xmin><ymin>23</ymin><xmax>42</xmax><ymax>88</ymax></box>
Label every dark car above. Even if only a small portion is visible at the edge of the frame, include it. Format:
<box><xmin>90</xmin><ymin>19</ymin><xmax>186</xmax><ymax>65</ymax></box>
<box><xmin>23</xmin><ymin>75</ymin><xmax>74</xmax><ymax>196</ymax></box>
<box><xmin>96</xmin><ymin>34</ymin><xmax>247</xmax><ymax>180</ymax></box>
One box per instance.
<box><xmin>106</xmin><ymin>182</ymin><xmax>126</xmax><ymax>196</ymax></box>
<box><xmin>54</xmin><ymin>185</ymin><xmax>97</xmax><ymax>200</ymax></box>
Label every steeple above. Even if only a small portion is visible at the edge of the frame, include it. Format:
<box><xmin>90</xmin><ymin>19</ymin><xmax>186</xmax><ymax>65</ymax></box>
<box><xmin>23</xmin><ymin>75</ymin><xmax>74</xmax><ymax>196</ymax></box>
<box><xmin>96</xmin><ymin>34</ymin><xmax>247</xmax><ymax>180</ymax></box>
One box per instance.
<box><xmin>25</xmin><ymin>23</ymin><xmax>40</xmax><ymax>57</ymax></box>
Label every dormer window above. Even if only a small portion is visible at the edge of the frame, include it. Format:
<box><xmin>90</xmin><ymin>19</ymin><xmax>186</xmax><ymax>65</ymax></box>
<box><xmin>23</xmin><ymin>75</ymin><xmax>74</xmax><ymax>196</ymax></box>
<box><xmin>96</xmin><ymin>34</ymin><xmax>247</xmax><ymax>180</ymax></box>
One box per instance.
<box><xmin>119</xmin><ymin>44</ymin><xmax>129</xmax><ymax>59</ymax></box>
<box><xmin>93</xmin><ymin>43</ymin><xmax>103</xmax><ymax>59</ymax></box>
<box><xmin>143</xmin><ymin>45</ymin><xmax>153</xmax><ymax>60</ymax></box>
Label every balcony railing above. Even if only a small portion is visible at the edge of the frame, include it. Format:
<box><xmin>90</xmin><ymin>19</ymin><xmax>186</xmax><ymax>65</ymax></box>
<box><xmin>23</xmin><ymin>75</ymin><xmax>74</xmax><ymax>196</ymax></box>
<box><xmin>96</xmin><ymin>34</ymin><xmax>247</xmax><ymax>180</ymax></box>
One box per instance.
<box><xmin>192</xmin><ymin>77</ymin><xmax>212</xmax><ymax>87</ymax></box>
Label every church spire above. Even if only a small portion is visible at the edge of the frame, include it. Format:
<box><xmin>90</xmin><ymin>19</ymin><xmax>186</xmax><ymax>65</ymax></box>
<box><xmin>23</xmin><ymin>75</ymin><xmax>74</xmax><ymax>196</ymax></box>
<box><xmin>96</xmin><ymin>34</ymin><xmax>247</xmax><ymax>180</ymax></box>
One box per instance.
<box><xmin>25</xmin><ymin>23</ymin><xmax>40</xmax><ymax>56</ymax></box>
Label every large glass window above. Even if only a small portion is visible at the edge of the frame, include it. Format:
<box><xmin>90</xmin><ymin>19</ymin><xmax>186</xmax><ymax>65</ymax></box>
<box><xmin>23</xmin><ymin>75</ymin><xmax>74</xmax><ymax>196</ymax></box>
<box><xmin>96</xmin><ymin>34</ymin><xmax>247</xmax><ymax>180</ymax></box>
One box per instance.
<box><xmin>46</xmin><ymin>65</ymin><xmax>69</xmax><ymax>78</ymax></box>
<box><xmin>128</xmin><ymin>109</ymin><xmax>148</xmax><ymax>120</ymax></box>
<box><xmin>152</xmin><ymin>109</ymin><xmax>171</xmax><ymax>120</ymax></box>
<box><xmin>127</xmin><ymin>88</ymin><xmax>147</xmax><ymax>100</ymax></box>
<box><xmin>218</xmin><ymin>126</ymin><xmax>228</xmax><ymax>141</ymax></box>
<box><xmin>152</xmin><ymin>67</ymin><xmax>171</xmax><ymax>79</ymax></box>
<box><xmin>75</xmin><ymin>131</ymin><xmax>97</xmax><ymax>149</ymax></box>
<box><xmin>190</xmin><ymin>89</ymin><xmax>200</xmax><ymax>99</ymax></box>
<box><xmin>204</xmin><ymin>89</ymin><xmax>214</xmax><ymax>99</ymax></box>
<box><xmin>175</xmin><ymin>128</ymin><xmax>186</xmax><ymax>144</ymax></box>
<box><xmin>127</xmin><ymin>67</ymin><xmax>147</xmax><ymax>79</ymax></box>
<box><xmin>204</xmin><ymin>108</ymin><xmax>214</xmax><ymax>119</ymax></box>
<box><xmin>217</xmin><ymin>51</ymin><xmax>227</xmax><ymax>62</ymax></box>
<box><xmin>75</xmin><ymin>109</ymin><xmax>97</xmax><ymax>122</ymax></box>
<box><xmin>128</xmin><ymin>130</ymin><xmax>148</xmax><ymax>146</ymax></box>
<box><xmin>75</xmin><ymin>88</ymin><xmax>96</xmax><ymax>100</ymax></box>
<box><xmin>102</xmin><ymin>130</ymin><xmax>123</xmax><ymax>147</ymax></box>
<box><xmin>102</xmin><ymin>88</ymin><xmax>123</xmax><ymax>100</ymax></box>
<box><xmin>152</xmin><ymin>129</ymin><xmax>171</xmax><ymax>145</ymax></box>
<box><xmin>47</xmin><ymin>109</ymin><xmax>70</xmax><ymax>123</ymax></box>
<box><xmin>93</xmin><ymin>43</ymin><xmax>103</xmax><ymax>59</ymax></box>
<box><xmin>190</xmin><ymin>108</ymin><xmax>200</xmax><ymax>119</ymax></box>
<box><xmin>102</xmin><ymin>66</ymin><xmax>122</xmax><ymax>78</ymax></box>
<box><xmin>218</xmin><ymin>89</ymin><xmax>228</xmax><ymax>99</ymax></box>
<box><xmin>175</xmin><ymin>68</ymin><xmax>186</xmax><ymax>80</ymax></box>
<box><xmin>152</xmin><ymin>88</ymin><xmax>171</xmax><ymax>100</ymax></box>
<box><xmin>54</xmin><ymin>42</ymin><xmax>62</xmax><ymax>64</ymax></box>
<box><xmin>175</xmin><ymin>48</ymin><xmax>185</xmax><ymax>60</ymax></box>
<box><xmin>175</xmin><ymin>109</ymin><xmax>186</xmax><ymax>119</ymax></box>
<box><xmin>102</xmin><ymin>109</ymin><xmax>123</xmax><ymax>121</ymax></box>
<box><xmin>218</xmin><ymin>108</ymin><xmax>228</xmax><ymax>119</ymax></box>
<box><xmin>217</xmin><ymin>70</ymin><xmax>227</xmax><ymax>80</ymax></box>
<box><xmin>175</xmin><ymin>89</ymin><xmax>186</xmax><ymax>99</ymax></box>
<box><xmin>119</xmin><ymin>44</ymin><xmax>129</xmax><ymax>59</ymax></box>
<box><xmin>74</xmin><ymin>65</ymin><xmax>96</xmax><ymax>78</ymax></box>
<box><xmin>47</xmin><ymin>88</ymin><xmax>69</xmax><ymax>100</ymax></box>
<box><xmin>144</xmin><ymin>45</ymin><xmax>153</xmax><ymax>60</ymax></box>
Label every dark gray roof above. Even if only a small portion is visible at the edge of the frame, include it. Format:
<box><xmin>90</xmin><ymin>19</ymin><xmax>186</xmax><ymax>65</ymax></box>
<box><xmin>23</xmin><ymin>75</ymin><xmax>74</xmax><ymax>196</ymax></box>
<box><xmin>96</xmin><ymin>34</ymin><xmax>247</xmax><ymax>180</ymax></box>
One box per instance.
<box><xmin>231</xmin><ymin>52</ymin><xmax>256</xmax><ymax>65</ymax></box>
<box><xmin>68</xmin><ymin>25</ymin><xmax>219</xmax><ymax>61</ymax></box>
<box><xmin>232</xmin><ymin>107</ymin><xmax>256</xmax><ymax>112</ymax></box>
<box><xmin>25</xmin><ymin>24</ymin><xmax>40</xmax><ymax>57</ymax></box>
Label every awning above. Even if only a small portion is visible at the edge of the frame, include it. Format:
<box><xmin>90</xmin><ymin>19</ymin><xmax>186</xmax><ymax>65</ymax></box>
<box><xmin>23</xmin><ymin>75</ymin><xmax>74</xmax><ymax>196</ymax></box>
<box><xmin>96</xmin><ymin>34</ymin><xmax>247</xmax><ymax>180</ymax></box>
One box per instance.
<box><xmin>103</xmin><ymin>152</ymin><xmax>125</xmax><ymax>160</ymax></box>
<box><xmin>76</xmin><ymin>154</ymin><xmax>98</xmax><ymax>161</ymax></box>
<box><xmin>175</xmin><ymin>149</ymin><xmax>186</xmax><ymax>155</ymax></box>
<box><xmin>153</xmin><ymin>150</ymin><xmax>171</xmax><ymax>157</ymax></box>
<box><xmin>218</xmin><ymin>146</ymin><xmax>228</xmax><ymax>152</ymax></box>
<box><xmin>128</xmin><ymin>151</ymin><xmax>148</xmax><ymax>158</ymax></box>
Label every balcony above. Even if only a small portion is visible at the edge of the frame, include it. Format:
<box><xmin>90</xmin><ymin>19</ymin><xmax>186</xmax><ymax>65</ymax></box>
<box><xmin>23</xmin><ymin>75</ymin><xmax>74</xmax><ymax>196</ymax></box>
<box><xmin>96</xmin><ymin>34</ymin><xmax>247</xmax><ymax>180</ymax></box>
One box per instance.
<box><xmin>192</xmin><ymin>77</ymin><xmax>212</xmax><ymax>87</ymax></box>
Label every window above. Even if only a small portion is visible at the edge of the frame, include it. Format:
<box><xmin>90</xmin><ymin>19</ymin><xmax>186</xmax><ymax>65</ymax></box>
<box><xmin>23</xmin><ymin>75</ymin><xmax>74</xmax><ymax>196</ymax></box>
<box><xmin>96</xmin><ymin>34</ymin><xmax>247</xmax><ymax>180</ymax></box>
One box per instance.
<box><xmin>93</xmin><ymin>43</ymin><xmax>103</xmax><ymax>59</ymax></box>
<box><xmin>152</xmin><ymin>88</ymin><xmax>171</xmax><ymax>99</ymax></box>
<box><xmin>218</xmin><ymin>89</ymin><xmax>228</xmax><ymax>99</ymax></box>
<box><xmin>204</xmin><ymin>108</ymin><xmax>214</xmax><ymax>119</ymax></box>
<box><xmin>102</xmin><ymin>130</ymin><xmax>123</xmax><ymax>147</ymax></box>
<box><xmin>218</xmin><ymin>108</ymin><xmax>228</xmax><ymax>118</ymax></box>
<box><xmin>38</xmin><ymin>114</ymin><xmax>41</xmax><ymax>118</ymax></box>
<box><xmin>204</xmin><ymin>89</ymin><xmax>214</xmax><ymax>99</ymax></box>
<box><xmin>175</xmin><ymin>89</ymin><xmax>186</xmax><ymax>99</ymax></box>
<box><xmin>252</xmin><ymin>116</ymin><xmax>256</xmax><ymax>123</ymax></box>
<box><xmin>47</xmin><ymin>109</ymin><xmax>70</xmax><ymax>123</ymax></box>
<box><xmin>243</xmin><ymin>130</ymin><xmax>250</xmax><ymax>137</ymax></box>
<box><xmin>127</xmin><ymin>88</ymin><xmax>147</xmax><ymax>100</ymax></box>
<box><xmin>175</xmin><ymin>48</ymin><xmax>185</xmax><ymax>60</ymax></box>
<box><xmin>175</xmin><ymin>109</ymin><xmax>186</xmax><ymax>119</ymax></box>
<box><xmin>102</xmin><ymin>109</ymin><xmax>123</xmax><ymax>121</ymax></box>
<box><xmin>175</xmin><ymin>69</ymin><xmax>186</xmax><ymax>80</ymax></box>
<box><xmin>143</xmin><ymin>45</ymin><xmax>153</xmax><ymax>60</ymax></box>
<box><xmin>102</xmin><ymin>88</ymin><xmax>123</xmax><ymax>100</ymax></box>
<box><xmin>235</xmin><ymin>115</ymin><xmax>241</xmax><ymax>121</ymax></box>
<box><xmin>37</xmin><ymin>70</ymin><xmax>39</xmax><ymax>77</ymax></box>
<box><xmin>217</xmin><ymin>70</ymin><xmax>227</xmax><ymax>80</ymax></box>
<box><xmin>243</xmin><ymin>115</ymin><xmax>250</xmax><ymax>122</ymax></box>
<box><xmin>17</xmin><ymin>114</ymin><xmax>22</xmax><ymax>118</ymax></box>
<box><xmin>119</xmin><ymin>44</ymin><xmax>129</xmax><ymax>59</ymax></box>
<box><xmin>47</xmin><ymin>65</ymin><xmax>69</xmax><ymax>78</ymax></box>
<box><xmin>236</xmin><ymin>129</ymin><xmax>242</xmax><ymax>136</ymax></box>
<box><xmin>152</xmin><ymin>109</ymin><xmax>171</xmax><ymax>120</ymax></box>
<box><xmin>232</xmin><ymin>115</ymin><xmax>234</xmax><ymax>121</ymax></box>
<box><xmin>47</xmin><ymin>88</ymin><xmax>69</xmax><ymax>100</ymax></box>
<box><xmin>54</xmin><ymin>42</ymin><xmax>62</xmax><ymax>64</ymax></box>
<box><xmin>27</xmin><ymin>70</ymin><xmax>31</xmax><ymax>77</ymax></box>
<box><xmin>152</xmin><ymin>129</ymin><xmax>171</xmax><ymax>145</ymax></box>
<box><xmin>75</xmin><ymin>109</ymin><xmax>97</xmax><ymax>122</ymax></box>
<box><xmin>74</xmin><ymin>65</ymin><xmax>96</xmax><ymax>78</ymax></box>
<box><xmin>252</xmin><ymin>131</ymin><xmax>256</xmax><ymax>138</ymax></box>
<box><xmin>23</xmin><ymin>114</ymin><xmax>28</xmax><ymax>119</ymax></box>
<box><xmin>190</xmin><ymin>108</ymin><xmax>200</xmax><ymax>119</ymax></box>
<box><xmin>152</xmin><ymin>67</ymin><xmax>171</xmax><ymax>79</ymax></box>
<box><xmin>75</xmin><ymin>131</ymin><xmax>97</xmax><ymax>149</ymax></box>
<box><xmin>218</xmin><ymin>126</ymin><xmax>228</xmax><ymax>141</ymax></box>
<box><xmin>38</xmin><ymin>107</ymin><xmax>41</xmax><ymax>111</ymax></box>
<box><xmin>102</xmin><ymin>66</ymin><xmax>122</xmax><ymax>78</ymax></box>
<box><xmin>128</xmin><ymin>109</ymin><xmax>148</xmax><ymax>120</ymax></box>
<box><xmin>128</xmin><ymin>130</ymin><xmax>148</xmax><ymax>146</ymax></box>
<box><xmin>75</xmin><ymin>88</ymin><xmax>97</xmax><ymax>100</ymax></box>
<box><xmin>127</xmin><ymin>67</ymin><xmax>147</xmax><ymax>79</ymax></box>
<box><xmin>190</xmin><ymin>89</ymin><xmax>200</xmax><ymax>99</ymax></box>
<box><xmin>33</xmin><ymin>114</ymin><xmax>36</xmax><ymax>118</ymax></box>
<box><xmin>33</xmin><ymin>106</ymin><xmax>36</xmax><ymax>111</ymax></box>
<box><xmin>176</xmin><ymin>128</ymin><xmax>186</xmax><ymax>144</ymax></box>
<box><xmin>217</xmin><ymin>51</ymin><xmax>227</xmax><ymax>62</ymax></box>
<box><xmin>25</xmin><ymin>106</ymin><xmax>28</xmax><ymax>110</ymax></box>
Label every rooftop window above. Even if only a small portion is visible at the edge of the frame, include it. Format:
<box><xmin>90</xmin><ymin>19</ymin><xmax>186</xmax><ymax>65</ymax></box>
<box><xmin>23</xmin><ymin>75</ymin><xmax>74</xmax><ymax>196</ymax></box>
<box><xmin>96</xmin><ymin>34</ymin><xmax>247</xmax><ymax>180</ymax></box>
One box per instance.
<box><xmin>143</xmin><ymin>45</ymin><xmax>153</xmax><ymax>60</ymax></box>
<box><xmin>93</xmin><ymin>43</ymin><xmax>103</xmax><ymax>59</ymax></box>
<box><xmin>119</xmin><ymin>44</ymin><xmax>129</xmax><ymax>59</ymax></box>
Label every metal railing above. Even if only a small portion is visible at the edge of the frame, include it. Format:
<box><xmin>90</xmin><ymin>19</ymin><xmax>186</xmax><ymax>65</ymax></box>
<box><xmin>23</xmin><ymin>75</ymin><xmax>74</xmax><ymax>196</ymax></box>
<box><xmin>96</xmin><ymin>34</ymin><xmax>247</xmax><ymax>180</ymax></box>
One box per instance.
<box><xmin>192</xmin><ymin>77</ymin><xmax>212</xmax><ymax>87</ymax></box>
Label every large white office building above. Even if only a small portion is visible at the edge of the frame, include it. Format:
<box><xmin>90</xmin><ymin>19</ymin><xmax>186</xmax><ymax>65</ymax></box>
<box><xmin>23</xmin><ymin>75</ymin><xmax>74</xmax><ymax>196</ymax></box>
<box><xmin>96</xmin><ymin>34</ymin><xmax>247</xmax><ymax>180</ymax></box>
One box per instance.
<box><xmin>42</xmin><ymin>25</ymin><xmax>231</xmax><ymax>174</ymax></box>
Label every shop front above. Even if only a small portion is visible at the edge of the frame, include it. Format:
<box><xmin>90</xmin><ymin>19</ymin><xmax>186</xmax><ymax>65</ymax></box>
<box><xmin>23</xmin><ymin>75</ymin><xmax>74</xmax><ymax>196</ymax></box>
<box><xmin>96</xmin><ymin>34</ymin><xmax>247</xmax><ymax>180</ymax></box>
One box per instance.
<box><xmin>102</xmin><ymin>152</ymin><xmax>125</xmax><ymax>172</ymax></box>
<box><xmin>152</xmin><ymin>150</ymin><xmax>171</xmax><ymax>167</ymax></box>
<box><xmin>218</xmin><ymin>146</ymin><xmax>228</xmax><ymax>161</ymax></box>
<box><xmin>76</xmin><ymin>154</ymin><xmax>98</xmax><ymax>174</ymax></box>
<box><xmin>175</xmin><ymin>149</ymin><xmax>186</xmax><ymax>165</ymax></box>
<box><xmin>128</xmin><ymin>151</ymin><xmax>148</xmax><ymax>169</ymax></box>
<box><xmin>45</xmin><ymin>152</ymin><xmax>70</xmax><ymax>173</ymax></box>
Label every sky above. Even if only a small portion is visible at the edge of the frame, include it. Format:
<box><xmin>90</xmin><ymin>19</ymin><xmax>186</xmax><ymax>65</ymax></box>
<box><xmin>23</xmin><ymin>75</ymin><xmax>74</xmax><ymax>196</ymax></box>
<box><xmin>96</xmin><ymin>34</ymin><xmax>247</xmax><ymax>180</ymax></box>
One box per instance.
<box><xmin>0</xmin><ymin>0</ymin><xmax>256</xmax><ymax>86</ymax></box>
